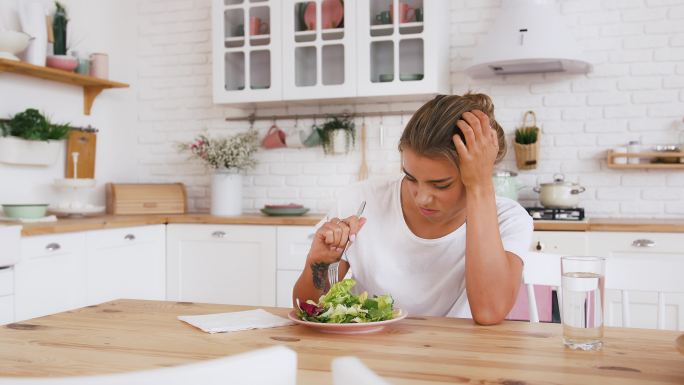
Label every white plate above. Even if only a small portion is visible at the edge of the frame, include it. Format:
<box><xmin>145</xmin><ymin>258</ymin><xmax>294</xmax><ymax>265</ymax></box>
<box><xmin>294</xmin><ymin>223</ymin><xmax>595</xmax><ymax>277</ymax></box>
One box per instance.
<box><xmin>53</xmin><ymin>178</ymin><xmax>96</xmax><ymax>189</ymax></box>
<box><xmin>288</xmin><ymin>309</ymin><xmax>407</xmax><ymax>334</ymax></box>
<box><xmin>48</xmin><ymin>205</ymin><xmax>105</xmax><ymax>216</ymax></box>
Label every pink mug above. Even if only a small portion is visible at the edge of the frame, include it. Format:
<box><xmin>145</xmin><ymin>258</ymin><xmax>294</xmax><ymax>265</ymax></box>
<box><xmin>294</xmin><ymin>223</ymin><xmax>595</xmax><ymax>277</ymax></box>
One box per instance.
<box><xmin>89</xmin><ymin>53</ymin><xmax>109</xmax><ymax>79</ymax></box>
<box><xmin>390</xmin><ymin>3</ymin><xmax>415</xmax><ymax>23</ymax></box>
<box><xmin>250</xmin><ymin>16</ymin><xmax>269</xmax><ymax>35</ymax></box>
<box><xmin>261</xmin><ymin>124</ymin><xmax>286</xmax><ymax>149</ymax></box>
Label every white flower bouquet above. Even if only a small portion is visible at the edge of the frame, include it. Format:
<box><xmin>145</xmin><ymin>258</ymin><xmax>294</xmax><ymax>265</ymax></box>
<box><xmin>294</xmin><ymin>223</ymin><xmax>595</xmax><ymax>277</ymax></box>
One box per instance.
<box><xmin>178</xmin><ymin>130</ymin><xmax>259</xmax><ymax>171</ymax></box>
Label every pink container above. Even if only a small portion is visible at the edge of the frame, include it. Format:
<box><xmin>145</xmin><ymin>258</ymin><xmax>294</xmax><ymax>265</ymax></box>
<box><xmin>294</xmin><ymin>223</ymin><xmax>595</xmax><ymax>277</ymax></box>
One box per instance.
<box><xmin>89</xmin><ymin>53</ymin><xmax>109</xmax><ymax>79</ymax></box>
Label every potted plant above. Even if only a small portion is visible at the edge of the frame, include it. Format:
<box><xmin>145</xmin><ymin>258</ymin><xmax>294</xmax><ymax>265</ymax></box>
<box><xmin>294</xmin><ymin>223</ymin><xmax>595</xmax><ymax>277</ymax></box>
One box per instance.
<box><xmin>0</xmin><ymin>108</ymin><xmax>70</xmax><ymax>166</ymax></box>
<box><xmin>316</xmin><ymin>115</ymin><xmax>356</xmax><ymax>155</ymax></box>
<box><xmin>178</xmin><ymin>130</ymin><xmax>259</xmax><ymax>216</ymax></box>
<box><xmin>513</xmin><ymin>111</ymin><xmax>540</xmax><ymax>170</ymax></box>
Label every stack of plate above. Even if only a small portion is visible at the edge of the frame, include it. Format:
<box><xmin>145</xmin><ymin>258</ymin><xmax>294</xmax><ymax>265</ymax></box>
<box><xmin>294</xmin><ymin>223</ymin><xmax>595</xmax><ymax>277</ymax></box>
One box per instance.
<box><xmin>260</xmin><ymin>204</ymin><xmax>310</xmax><ymax>216</ymax></box>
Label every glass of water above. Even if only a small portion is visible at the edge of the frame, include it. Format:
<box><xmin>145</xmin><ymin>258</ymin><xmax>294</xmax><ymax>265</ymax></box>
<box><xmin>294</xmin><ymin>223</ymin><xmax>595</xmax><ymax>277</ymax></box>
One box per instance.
<box><xmin>561</xmin><ymin>256</ymin><xmax>606</xmax><ymax>351</ymax></box>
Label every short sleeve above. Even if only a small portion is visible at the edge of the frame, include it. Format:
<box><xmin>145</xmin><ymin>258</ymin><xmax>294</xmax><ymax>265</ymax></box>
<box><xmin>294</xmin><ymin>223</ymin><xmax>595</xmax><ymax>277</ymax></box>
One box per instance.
<box><xmin>496</xmin><ymin>198</ymin><xmax>534</xmax><ymax>260</ymax></box>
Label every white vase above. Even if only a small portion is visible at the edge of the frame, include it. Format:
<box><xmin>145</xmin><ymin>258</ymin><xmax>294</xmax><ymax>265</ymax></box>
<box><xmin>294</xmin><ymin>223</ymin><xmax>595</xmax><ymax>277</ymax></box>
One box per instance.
<box><xmin>331</xmin><ymin>129</ymin><xmax>349</xmax><ymax>155</ymax></box>
<box><xmin>211</xmin><ymin>170</ymin><xmax>242</xmax><ymax>216</ymax></box>
<box><xmin>18</xmin><ymin>2</ymin><xmax>47</xmax><ymax>66</ymax></box>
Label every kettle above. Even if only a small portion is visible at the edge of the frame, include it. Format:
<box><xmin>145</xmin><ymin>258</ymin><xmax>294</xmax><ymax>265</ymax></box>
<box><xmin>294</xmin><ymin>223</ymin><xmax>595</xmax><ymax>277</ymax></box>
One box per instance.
<box><xmin>492</xmin><ymin>170</ymin><xmax>523</xmax><ymax>201</ymax></box>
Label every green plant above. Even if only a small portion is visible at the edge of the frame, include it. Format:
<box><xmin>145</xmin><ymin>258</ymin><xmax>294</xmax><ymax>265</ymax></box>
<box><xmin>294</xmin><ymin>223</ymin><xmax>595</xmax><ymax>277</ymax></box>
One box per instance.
<box><xmin>178</xmin><ymin>130</ymin><xmax>260</xmax><ymax>171</ymax></box>
<box><xmin>0</xmin><ymin>109</ymin><xmax>71</xmax><ymax>141</ymax></box>
<box><xmin>53</xmin><ymin>2</ymin><xmax>69</xmax><ymax>55</ymax></box>
<box><xmin>315</xmin><ymin>115</ymin><xmax>356</xmax><ymax>155</ymax></box>
<box><xmin>515</xmin><ymin>126</ymin><xmax>539</xmax><ymax>145</ymax></box>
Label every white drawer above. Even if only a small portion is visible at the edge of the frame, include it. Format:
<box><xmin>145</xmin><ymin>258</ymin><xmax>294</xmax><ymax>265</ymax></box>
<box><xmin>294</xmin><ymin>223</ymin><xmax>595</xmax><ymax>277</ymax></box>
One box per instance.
<box><xmin>21</xmin><ymin>232</ymin><xmax>85</xmax><ymax>261</ymax></box>
<box><xmin>0</xmin><ymin>295</ymin><xmax>13</xmax><ymax>325</ymax></box>
<box><xmin>531</xmin><ymin>231</ymin><xmax>588</xmax><ymax>256</ymax></box>
<box><xmin>0</xmin><ymin>267</ymin><xmax>13</xmax><ymax>297</ymax></box>
<box><xmin>86</xmin><ymin>225</ymin><xmax>164</xmax><ymax>249</ymax></box>
<box><xmin>588</xmin><ymin>232</ymin><xmax>684</xmax><ymax>256</ymax></box>
<box><xmin>277</xmin><ymin>226</ymin><xmax>315</xmax><ymax>270</ymax></box>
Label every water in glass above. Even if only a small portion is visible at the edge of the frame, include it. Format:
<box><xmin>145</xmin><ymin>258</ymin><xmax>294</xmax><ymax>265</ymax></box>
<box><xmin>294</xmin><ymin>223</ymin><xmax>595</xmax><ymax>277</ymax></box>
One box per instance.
<box><xmin>561</xmin><ymin>271</ymin><xmax>605</xmax><ymax>350</ymax></box>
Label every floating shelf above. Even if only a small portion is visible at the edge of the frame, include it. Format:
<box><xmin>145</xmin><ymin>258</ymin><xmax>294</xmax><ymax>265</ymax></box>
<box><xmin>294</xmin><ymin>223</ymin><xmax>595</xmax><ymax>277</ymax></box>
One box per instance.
<box><xmin>607</xmin><ymin>150</ymin><xmax>684</xmax><ymax>169</ymax></box>
<box><xmin>0</xmin><ymin>58</ymin><xmax>129</xmax><ymax>115</ymax></box>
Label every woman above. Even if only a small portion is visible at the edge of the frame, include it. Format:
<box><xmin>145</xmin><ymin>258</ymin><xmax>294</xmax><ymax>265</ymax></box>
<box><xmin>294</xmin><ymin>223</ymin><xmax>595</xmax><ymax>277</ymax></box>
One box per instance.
<box><xmin>293</xmin><ymin>93</ymin><xmax>533</xmax><ymax>325</ymax></box>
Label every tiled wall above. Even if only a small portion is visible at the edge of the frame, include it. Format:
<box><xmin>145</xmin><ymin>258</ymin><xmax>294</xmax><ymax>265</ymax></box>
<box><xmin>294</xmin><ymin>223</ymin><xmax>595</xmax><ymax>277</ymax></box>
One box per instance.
<box><xmin>135</xmin><ymin>0</ymin><xmax>684</xmax><ymax>217</ymax></box>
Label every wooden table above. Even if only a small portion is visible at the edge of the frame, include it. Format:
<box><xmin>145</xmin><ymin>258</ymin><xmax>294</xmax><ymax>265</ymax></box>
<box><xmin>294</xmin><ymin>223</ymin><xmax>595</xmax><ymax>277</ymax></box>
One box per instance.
<box><xmin>1</xmin><ymin>300</ymin><xmax>682</xmax><ymax>384</ymax></box>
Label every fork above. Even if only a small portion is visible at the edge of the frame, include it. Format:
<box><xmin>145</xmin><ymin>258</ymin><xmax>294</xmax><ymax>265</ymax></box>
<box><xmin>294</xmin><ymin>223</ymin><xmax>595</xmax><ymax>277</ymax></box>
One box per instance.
<box><xmin>327</xmin><ymin>201</ymin><xmax>366</xmax><ymax>289</ymax></box>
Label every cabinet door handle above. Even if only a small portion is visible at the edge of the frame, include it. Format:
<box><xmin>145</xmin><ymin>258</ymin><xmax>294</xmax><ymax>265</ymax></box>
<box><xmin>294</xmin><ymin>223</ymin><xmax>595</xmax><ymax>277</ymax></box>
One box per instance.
<box><xmin>124</xmin><ymin>234</ymin><xmax>136</xmax><ymax>241</ymax></box>
<box><xmin>212</xmin><ymin>231</ymin><xmax>226</xmax><ymax>238</ymax></box>
<box><xmin>535</xmin><ymin>241</ymin><xmax>544</xmax><ymax>251</ymax></box>
<box><xmin>632</xmin><ymin>239</ymin><xmax>656</xmax><ymax>248</ymax></box>
<box><xmin>45</xmin><ymin>243</ymin><xmax>61</xmax><ymax>252</ymax></box>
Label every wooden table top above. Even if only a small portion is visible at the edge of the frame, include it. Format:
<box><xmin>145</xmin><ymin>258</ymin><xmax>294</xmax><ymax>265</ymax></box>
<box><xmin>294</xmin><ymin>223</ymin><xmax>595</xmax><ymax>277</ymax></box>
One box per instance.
<box><xmin>1</xmin><ymin>300</ymin><xmax>682</xmax><ymax>384</ymax></box>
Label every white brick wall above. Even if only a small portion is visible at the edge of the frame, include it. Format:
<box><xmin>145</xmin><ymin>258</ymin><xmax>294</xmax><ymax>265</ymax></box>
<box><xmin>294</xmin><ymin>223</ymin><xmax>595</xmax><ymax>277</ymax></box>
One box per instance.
<box><xmin>134</xmin><ymin>0</ymin><xmax>684</xmax><ymax>218</ymax></box>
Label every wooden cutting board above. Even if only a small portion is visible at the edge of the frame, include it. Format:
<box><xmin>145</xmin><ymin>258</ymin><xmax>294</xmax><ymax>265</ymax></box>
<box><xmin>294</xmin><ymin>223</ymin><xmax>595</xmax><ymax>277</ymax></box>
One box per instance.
<box><xmin>65</xmin><ymin>130</ymin><xmax>96</xmax><ymax>178</ymax></box>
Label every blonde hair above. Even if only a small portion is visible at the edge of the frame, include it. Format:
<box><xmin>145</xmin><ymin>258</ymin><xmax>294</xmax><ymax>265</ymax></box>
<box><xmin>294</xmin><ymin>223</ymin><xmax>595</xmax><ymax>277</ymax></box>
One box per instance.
<box><xmin>399</xmin><ymin>93</ymin><xmax>506</xmax><ymax>166</ymax></box>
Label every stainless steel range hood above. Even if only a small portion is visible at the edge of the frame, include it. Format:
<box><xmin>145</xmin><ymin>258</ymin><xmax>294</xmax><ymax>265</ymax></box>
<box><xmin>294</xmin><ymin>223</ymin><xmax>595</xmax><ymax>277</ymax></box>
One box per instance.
<box><xmin>466</xmin><ymin>0</ymin><xmax>592</xmax><ymax>78</ymax></box>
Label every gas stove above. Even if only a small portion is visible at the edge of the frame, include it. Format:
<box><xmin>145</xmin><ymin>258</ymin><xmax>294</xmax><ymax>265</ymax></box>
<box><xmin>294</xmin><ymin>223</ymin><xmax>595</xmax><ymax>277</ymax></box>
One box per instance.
<box><xmin>525</xmin><ymin>207</ymin><xmax>585</xmax><ymax>221</ymax></box>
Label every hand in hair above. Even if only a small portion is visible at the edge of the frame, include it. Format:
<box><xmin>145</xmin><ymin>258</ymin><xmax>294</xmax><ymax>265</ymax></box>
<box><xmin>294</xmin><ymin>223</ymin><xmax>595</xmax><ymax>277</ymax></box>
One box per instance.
<box><xmin>452</xmin><ymin>110</ymin><xmax>499</xmax><ymax>191</ymax></box>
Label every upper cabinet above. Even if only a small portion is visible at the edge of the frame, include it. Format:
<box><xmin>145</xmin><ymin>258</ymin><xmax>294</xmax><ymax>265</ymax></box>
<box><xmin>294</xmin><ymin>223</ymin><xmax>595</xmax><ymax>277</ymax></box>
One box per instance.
<box><xmin>211</xmin><ymin>0</ymin><xmax>450</xmax><ymax>104</ymax></box>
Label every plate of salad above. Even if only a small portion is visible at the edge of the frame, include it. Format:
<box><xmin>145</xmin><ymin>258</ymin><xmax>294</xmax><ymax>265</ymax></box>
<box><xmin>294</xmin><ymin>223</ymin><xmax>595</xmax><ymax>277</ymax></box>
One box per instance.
<box><xmin>289</xmin><ymin>279</ymin><xmax>406</xmax><ymax>334</ymax></box>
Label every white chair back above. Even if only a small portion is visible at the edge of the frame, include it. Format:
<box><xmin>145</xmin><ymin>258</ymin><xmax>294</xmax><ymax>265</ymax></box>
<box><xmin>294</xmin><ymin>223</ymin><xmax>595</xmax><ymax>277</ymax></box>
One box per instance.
<box><xmin>520</xmin><ymin>252</ymin><xmax>562</xmax><ymax>323</ymax></box>
<box><xmin>332</xmin><ymin>356</ymin><xmax>393</xmax><ymax>385</ymax></box>
<box><xmin>0</xmin><ymin>346</ymin><xmax>297</xmax><ymax>385</ymax></box>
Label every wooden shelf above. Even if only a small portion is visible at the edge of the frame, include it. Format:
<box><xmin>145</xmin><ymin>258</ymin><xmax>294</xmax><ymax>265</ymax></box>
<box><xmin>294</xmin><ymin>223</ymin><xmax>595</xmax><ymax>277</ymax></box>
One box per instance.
<box><xmin>0</xmin><ymin>58</ymin><xmax>129</xmax><ymax>115</ymax></box>
<box><xmin>606</xmin><ymin>150</ymin><xmax>684</xmax><ymax>169</ymax></box>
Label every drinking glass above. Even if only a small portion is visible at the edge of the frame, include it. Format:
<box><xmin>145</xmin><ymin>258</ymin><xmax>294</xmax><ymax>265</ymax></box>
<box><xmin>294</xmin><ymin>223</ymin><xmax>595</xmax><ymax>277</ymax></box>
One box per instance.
<box><xmin>561</xmin><ymin>256</ymin><xmax>605</xmax><ymax>351</ymax></box>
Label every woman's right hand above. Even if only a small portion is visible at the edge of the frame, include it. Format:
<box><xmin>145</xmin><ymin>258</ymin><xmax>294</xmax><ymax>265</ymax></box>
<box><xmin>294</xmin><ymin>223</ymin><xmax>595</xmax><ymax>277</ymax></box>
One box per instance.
<box><xmin>307</xmin><ymin>215</ymin><xmax>367</xmax><ymax>264</ymax></box>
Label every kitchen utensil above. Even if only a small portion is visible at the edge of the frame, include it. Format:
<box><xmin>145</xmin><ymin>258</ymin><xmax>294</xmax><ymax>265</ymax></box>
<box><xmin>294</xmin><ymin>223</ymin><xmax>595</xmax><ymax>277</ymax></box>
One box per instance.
<box><xmin>265</xmin><ymin>203</ymin><xmax>303</xmax><ymax>209</ymax></box>
<box><xmin>328</xmin><ymin>201</ymin><xmax>366</xmax><ymax>288</ymax></box>
<box><xmin>261</xmin><ymin>124</ymin><xmax>286</xmax><ymax>149</ymax></box>
<box><xmin>287</xmin><ymin>308</ymin><xmax>407</xmax><ymax>334</ymax></box>
<box><xmin>249</xmin><ymin>16</ymin><xmax>268</xmax><ymax>35</ymax></box>
<box><xmin>106</xmin><ymin>183</ymin><xmax>187</xmax><ymax>215</ymax></box>
<box><xmin>0</xmin><ymin>30</ymin><xmax>31</xmax><ymax>61</ymax></box>
<box><xmin>399</xmin><ymin>73</ymin><xmax>423</xmax><ymax>81</ymax></box>
<box><xmin>378</xmin><ymin>73</ymin><xmax>393</xmax><ymax>82</ymax></box>
<box><xmin>46</xmin><ymin>54</ymin><xmax>78</xmax><ymax>71</ymax></box>
<box><xmin>66</xmin><ymin>130</ymin><xmax>96</xmax><ymax>179</ymax></box>
<box><xmin>533</xmin><ymin>173</ymin><xmax>585</xmax><ymax>209</ymax></box>
<box><xmin>492</xmin><ymin>170</ymin><xmax>523</xmax><ymax>201</ymax></box>
<box><xmin>304</xmin><ymin>0</ymin><xmax>344</xmax><ymax>30</ymax></box>
<box><xmin>260</xmin><ymin>207</ymin><xmax>310</xmax><ymax>216</ymax></box>
<box><xmin>358</xmin><ymin>121</ymin><xmax>368</xmax><ymax>181</ymax></box>
<box><xmin>2</xmin><ymin>204</ymin><xmax>48</xmax><ymax>219</ymax></box>
<box><xmin>48</xmin><ymin>204</ymin><xmax>105</xmax><ymax>217</ymax></box>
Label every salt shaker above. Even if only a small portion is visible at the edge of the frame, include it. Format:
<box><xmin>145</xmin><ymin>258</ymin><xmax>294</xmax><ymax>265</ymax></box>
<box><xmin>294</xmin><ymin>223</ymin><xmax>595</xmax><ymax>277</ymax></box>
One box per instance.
<box><xmin>627</xmin><ymin>140</ymin><xmax>640</xmax><ymax>164</ymax></box>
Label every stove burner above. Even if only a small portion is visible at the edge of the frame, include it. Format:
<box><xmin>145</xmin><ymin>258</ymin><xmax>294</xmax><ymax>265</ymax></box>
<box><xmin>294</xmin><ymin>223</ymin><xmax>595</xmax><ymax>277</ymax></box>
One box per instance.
<box><xmin>525</xmin><ymin>207</ymin><xmax>585</xmax><ymax>221</ymax></box>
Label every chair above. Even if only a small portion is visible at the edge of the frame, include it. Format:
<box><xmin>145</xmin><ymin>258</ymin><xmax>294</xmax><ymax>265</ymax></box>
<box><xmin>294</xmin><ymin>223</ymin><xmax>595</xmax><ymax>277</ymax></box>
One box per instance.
<box><xmin>332</xmin><ymin>356</ymin><xmax>393</xmax><ymax>385</ymax></box>
<box><xmin>0</xmin><ymin>346</ymin><xmax>297</xmax><ymax>385</ymax></box>
<box><xmin>521</xmin><ymin>251</ymin><xmax>684</xmax><ymax>330</ymax></box>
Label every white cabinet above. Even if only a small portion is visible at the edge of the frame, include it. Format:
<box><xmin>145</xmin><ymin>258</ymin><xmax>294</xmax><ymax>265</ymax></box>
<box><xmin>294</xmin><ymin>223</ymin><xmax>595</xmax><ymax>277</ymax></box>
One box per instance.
<box><xmin>0</xmin><ymin>267</ymin><xmax>14</xmax><ymax>325</ymax></box>
<box><xmin>85</xmin><ymin>225</ymin><xmax>166</xmax><ymax>305</ymax></box>
<box><xmin>276</xmin><ymin>225</ymin><xmax>315</xmax><ymax>307</ymax></box>
<box><xmin>212</xmin><ymin>0</ymin><xmax>282</xmax><ymax>103</ymax></box>
<box><xmin>212</xmin><ymin>0</ymin><xmax>449</xmax><ymax>103</ymax></box>
<box><xmin>282</xmin><ymin>0</ymin><xmax>357</xmax><ymax>100</ymax></box>
<box><xmin>530</xmin><ymin>231</ymin><xmax>588</xmax><ymax>255</ymax></box>
<box><xmin>587</xmin><ymin>232</ymin><xmax>684</xmax><ymax>331</ymax></box>
<box><xmin>15</xmin><ymin>233</ymin><xmax>87</xmax><ymax>321</ymax></box>
<box><xmin>166</xmin><ymin>224</ymin><xmax>276</xmax><ymax>306</ymax></box>
<box><xmin>356</xmin><ymin>0</ymin><xmax>449</xmax><ymax>97</ymax></box>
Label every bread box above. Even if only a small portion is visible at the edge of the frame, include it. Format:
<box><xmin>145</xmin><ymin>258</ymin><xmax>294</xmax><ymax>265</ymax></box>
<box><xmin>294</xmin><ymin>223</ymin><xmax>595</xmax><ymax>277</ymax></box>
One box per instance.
<box><xmin>106</xmin><ymin>183</ymin><xmax>187</xmax><ymax>215</ymax></box>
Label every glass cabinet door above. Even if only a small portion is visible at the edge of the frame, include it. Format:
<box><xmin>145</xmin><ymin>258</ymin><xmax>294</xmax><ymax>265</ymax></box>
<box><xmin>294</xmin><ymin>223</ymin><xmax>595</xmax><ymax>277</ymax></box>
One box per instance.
<box><xmin>213</xmin><ymin>0</ymin><xmax>282</xmax><ymax>103</ymax></box>
<box><xmin>282</xmin><ymin>0</ymin><xmax>356</xmax><ymax>100</ymax></box>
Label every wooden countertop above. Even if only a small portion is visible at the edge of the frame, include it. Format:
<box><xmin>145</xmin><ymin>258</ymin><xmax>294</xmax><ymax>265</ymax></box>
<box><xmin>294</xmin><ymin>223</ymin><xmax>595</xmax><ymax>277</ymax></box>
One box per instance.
<box><xmin>15</xmin><ymin>214</ymin><xmax>684</xmax><ymax>236</ymax></box>
<box><xmin>1</xmin><ymin>300</ymin><xmax>682</xmax><ymax>384</ymax></box>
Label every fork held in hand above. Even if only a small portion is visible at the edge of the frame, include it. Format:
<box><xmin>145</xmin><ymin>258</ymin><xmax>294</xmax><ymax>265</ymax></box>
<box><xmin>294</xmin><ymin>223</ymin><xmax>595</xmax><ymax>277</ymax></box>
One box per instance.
<box><xmin>327</xmin><ymin>201</ymin><xmax>366</xmax><ymax>289</ymax></box>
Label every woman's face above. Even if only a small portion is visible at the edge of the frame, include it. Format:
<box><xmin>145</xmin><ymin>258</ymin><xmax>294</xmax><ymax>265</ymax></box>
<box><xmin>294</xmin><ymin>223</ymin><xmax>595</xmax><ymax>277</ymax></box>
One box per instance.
<box><xmin>401</xmin><ymin>147</ymin><xmax>467</xmax><ymax>223</ymax></box>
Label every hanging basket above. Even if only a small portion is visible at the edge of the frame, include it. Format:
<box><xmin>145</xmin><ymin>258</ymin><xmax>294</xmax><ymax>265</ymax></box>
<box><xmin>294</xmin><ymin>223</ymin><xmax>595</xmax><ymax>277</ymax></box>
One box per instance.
<box><xmin>514</xmin><ymin>111</ymin><xmax>541</xmax><ymax>170</ymax></box>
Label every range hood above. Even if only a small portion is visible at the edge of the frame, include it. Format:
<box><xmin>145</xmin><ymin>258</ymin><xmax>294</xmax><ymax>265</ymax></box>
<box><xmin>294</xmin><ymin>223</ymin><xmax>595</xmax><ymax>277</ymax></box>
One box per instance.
<box><xmin>466</xmin><ymin>0</ymin><xmax>592</xmax><ymax>78</ymax></box>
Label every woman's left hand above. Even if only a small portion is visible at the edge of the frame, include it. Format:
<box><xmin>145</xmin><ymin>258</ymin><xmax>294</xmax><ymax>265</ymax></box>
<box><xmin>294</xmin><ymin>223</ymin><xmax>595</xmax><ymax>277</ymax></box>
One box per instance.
<box><xmin>452</xmin><ymin>110</ymin><xmax>498</xmax><ymax>191</ymax></box>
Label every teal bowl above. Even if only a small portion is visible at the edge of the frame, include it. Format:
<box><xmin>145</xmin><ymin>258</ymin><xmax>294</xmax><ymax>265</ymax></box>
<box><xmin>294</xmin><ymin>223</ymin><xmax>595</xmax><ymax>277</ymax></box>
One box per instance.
<box><xmin>2</xmin><ymin>204</ymin><xmax>48</xmax><ymax>219</ymax></box>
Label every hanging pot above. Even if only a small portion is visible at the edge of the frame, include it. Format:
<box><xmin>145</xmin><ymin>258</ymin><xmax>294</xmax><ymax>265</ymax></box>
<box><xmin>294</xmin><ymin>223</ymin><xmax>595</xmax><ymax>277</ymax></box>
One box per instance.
<box><xmin>533</xmin><ymin>173</ymin><xmax>585</xmax><ymax>209</ymax></box>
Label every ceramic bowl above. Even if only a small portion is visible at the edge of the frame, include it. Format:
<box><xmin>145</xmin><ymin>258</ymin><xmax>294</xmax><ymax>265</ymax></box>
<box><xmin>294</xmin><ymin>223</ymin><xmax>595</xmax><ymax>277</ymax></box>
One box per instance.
<box><xmin>399</xmin><ymin>73</ymin><xmax>424</xmax><ymax>81</ymax></box>
<box><xmin>378</xmin><ymin>73</ymin><xmax>394</xmax><ymax>82</ymax></box>
<box><xmin>2</xmin><ymin>204</ymin><xmax>48</xmax><ymax>219</ymax></box>
<box><xmin>0</xmin><ymin>30</ymin><xmax>32</xmax><ymax>60</ymax></box>
<box><xmin>46</xmin><ymin>55</ymin><xmax>78</xmax><ymax>71</ymax></box>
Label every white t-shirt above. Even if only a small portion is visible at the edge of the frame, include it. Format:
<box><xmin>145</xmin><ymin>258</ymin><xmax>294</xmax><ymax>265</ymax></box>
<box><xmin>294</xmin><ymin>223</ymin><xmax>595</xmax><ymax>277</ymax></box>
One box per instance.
<box><xmin>321</xmin><ymin>175</ymin><xmax>533</xmax><ymax>318</ymax></box>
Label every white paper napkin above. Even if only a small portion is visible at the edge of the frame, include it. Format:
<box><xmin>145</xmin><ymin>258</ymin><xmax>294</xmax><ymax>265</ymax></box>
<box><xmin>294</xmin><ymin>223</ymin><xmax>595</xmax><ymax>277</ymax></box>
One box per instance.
<box><xmin>178</xmin><ymin>309</ymin><xmax>294</xmax><ymax>334</ymax></box>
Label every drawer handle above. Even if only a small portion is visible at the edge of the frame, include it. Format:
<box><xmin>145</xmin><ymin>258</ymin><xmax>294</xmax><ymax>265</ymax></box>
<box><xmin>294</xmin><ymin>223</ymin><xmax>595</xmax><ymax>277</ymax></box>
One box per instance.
<box><xmin>124</xmin><ymin>234</ymin><xmax>136</xmax><ymax>241</ymax></box>
<box><xmin>45</xmin><ymin>243</ymin><xmax>61</xmax><ymax>252</ymax></box>
<box><xmin>632</xmin><ymin>239</ymin><xmax>655</xmax><ymax>248</ymax></box>
<box><xmin>212</xmin><ymin>231</ymin><xmax>226</xmax><ymax>238</ymax></box>
<box><xmin>535</xmin><ymin>241</ymin><xmax>544</xmax><ymax>251</ymax></box>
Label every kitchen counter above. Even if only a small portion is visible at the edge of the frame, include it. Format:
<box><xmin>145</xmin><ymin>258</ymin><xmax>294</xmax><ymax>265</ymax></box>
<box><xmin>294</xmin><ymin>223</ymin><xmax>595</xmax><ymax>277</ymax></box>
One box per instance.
<box><xmin>1</xmin><ymin>299</ymin><xmax>682</xmax><ymax>384</ymax></box>
<box><xmin>15</xmin><ymin>214</ymin><xmax>684</xmax><ymax>236</ymax></box>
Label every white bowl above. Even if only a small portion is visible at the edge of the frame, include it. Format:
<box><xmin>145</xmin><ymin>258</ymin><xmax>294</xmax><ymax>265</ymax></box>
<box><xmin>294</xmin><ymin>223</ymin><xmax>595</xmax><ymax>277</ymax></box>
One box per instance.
<box><xmin>0</xmin><ymin>30</ymin><xmax>32</xmax><ymax>60</ymax></box>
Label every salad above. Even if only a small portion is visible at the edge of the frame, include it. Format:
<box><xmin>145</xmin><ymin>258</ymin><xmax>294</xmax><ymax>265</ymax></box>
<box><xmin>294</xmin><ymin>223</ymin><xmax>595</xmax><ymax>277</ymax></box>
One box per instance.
<box><xmin>296</xmin><ymin>279</ymin><xmax>399</xmax><ymax>323</ymax></box>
